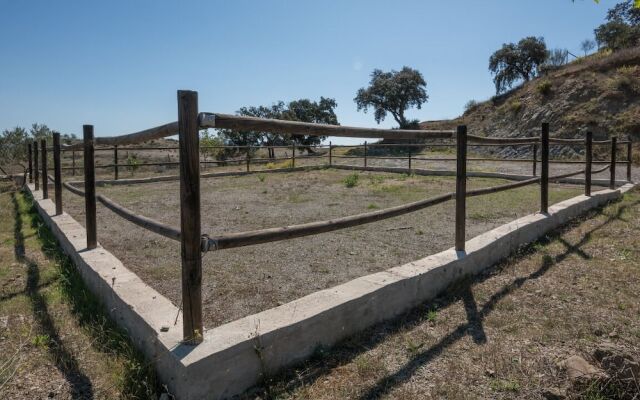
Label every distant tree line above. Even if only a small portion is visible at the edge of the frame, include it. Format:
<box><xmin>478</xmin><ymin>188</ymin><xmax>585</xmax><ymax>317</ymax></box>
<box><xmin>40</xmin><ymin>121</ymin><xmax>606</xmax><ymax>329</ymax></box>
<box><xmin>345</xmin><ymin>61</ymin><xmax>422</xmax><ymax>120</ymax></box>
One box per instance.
<box><xmin>0</xmin><ymin>124</ymin><xmax>76</xmax><ymax>165</ymax></box>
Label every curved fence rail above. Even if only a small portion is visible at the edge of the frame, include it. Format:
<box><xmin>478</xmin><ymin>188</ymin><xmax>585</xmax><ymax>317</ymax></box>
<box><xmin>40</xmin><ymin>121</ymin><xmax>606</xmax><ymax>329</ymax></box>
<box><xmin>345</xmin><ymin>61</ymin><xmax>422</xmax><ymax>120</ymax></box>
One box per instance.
<box><xmin>23</xmin><ymin>90</ymin><xmax>634</xmax><ymax>343</ymax></box>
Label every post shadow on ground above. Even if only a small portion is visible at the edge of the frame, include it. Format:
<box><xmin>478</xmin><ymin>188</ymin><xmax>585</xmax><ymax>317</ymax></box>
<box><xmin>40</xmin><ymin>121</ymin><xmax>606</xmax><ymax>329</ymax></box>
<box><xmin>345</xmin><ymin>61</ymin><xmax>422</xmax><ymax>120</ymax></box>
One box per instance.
<box><xmin>11</xmin><ymin>191</ymin><xmax>95</xmax><ymax>399</ymax></box>
<box><xmin>259</xmin><ymin>199</ymin><xmax>637</xmax><ymax>400</ymax></box>
<box><xmin>17</xmin><ymin>189</ymin><xmax>159</xmax><ymax>399</ymax></box>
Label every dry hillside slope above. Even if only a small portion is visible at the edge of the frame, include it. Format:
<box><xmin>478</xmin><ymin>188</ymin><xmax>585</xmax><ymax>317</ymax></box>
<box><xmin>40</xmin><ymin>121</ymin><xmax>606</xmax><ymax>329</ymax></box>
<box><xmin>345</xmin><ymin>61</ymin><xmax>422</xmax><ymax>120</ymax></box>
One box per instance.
<box><xmin>421</xmin><ymin>47</ymin><xmax>640</xmax><ymax>151</ymax></box>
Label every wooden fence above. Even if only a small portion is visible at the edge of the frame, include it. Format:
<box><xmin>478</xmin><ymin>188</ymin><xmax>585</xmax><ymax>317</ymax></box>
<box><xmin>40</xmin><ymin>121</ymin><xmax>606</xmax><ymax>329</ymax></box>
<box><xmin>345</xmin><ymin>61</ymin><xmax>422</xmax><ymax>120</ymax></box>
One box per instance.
<box><xmin>24</xmin><ymin>90</ymin><xmax>634</xmax><ymax>344</ymax></box>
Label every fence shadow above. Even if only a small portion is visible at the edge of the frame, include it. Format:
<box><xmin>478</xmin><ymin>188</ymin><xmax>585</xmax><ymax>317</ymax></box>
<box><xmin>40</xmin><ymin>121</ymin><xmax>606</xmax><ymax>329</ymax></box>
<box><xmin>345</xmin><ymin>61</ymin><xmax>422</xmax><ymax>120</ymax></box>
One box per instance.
<box><xmin>11</xmin><ymin>192</ymin><xmax>94</xmax><ymax>399</ymax></box>
<box><xmin>262</xmin><ymin>198</ymin><xmax>636</xmax><ymax>399</ymax></box>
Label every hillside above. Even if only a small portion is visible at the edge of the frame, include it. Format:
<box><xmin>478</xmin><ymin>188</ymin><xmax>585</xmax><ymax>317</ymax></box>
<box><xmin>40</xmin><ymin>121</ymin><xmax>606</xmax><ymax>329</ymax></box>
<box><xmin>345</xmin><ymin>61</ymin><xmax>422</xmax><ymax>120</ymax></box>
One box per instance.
<box><xmin>421</xmin><ymin>47</ymin><xmax>640</xmax><ymax>154</ymax></box>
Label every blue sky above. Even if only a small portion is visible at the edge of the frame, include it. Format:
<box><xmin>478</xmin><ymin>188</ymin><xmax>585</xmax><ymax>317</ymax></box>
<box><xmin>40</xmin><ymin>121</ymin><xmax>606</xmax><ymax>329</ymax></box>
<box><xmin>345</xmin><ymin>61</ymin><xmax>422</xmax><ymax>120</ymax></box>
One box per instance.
<box><xmin>0</xmin><ymin>0</ymin><xmax>610</xmax><ymax>144</ymax></box>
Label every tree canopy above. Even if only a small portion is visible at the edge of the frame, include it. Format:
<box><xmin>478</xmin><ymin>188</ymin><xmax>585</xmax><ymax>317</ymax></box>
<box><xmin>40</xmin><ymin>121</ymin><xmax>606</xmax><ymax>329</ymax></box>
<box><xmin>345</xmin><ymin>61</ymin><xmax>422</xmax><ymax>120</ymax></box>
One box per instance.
<box><xmin>354</xmin><ymin>67</ymin><xmax>428</xmax><ymax>129</ymax></box>
<box><xmin>595</xmin><ymin>1</ymin><xmax>640</xmax><ymax>50</ymax></box>
<box><xmin>0</xmin><ymin>123</ymin><xmax>75</xmax><ymax>166</ymax></box>
<box><xmin>218</xmin><ymin>97</ymin><xmax>339</xmax><ymax>158</ymax></box>
<box><xmin>489</xmin><ymin>36</ymin><xmax>548</xmax><ymax>94</ymax></box>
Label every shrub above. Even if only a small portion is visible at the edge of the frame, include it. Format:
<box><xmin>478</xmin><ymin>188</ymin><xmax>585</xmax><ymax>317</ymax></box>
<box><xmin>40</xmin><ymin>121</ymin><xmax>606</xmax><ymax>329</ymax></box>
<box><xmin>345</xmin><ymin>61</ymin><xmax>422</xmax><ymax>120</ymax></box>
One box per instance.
<box><xmin>257</xmin><ymin>174</ymin><xmax>266</xmax><ymax>182</ymax></box>
<box><xmin>126</xmin><ymin>153</ymin><xmax>140</xmax><ymax>175</ymax></box>
<box><xmin>537</xmin><ymin>80</ymin><xmax>553</xmax><ymax>96</ymax></box>
<box><xmin>508</xmin><ymin>100</ymin><xmax>523</xmax><ymax>114</ymax></box>
<box><xmin>343</xmin><ymin>173</ymin><xmax>359</xmax><ymax>188</ymax></box>
<box><xmin>464</xmin><ymin>99</ymin><xmax>479</xmax><ymax>112</ymax></box>
<box><xmin>265</xmin><ymin>159</ymin><xmax>294</xmax><ymax>169</ymax></box>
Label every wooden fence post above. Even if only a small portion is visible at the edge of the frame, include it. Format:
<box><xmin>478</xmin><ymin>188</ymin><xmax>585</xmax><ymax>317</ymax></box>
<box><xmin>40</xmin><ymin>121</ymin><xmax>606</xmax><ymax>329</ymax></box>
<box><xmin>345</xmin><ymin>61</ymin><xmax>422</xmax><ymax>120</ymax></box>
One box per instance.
<box><xmin>455</xmin><ymin>125</ymin><xmax>467</xmax><ymax>252</ymax></box>
<box><xmin>627</xmin><ymin>136</ymin><xmax>632</xmax><ymax>182</ymax></box>
<box><xmin>532</xmin><ymin>143</ymin><xmax>538</xmax><ymax>177</ymax></box>
<box><xmin>585</xmin><ymin>131</ymin><xmax>593</xmax><ymax>196</ymax></box>
<box><xmin>41</xmin><ymin>140</ymin><xmax>48</xmax><ymax>199</ymax></box>
<box><xmin>408</xmin><ymin>148</ymin><xmax>412</xmax><ymax>174</ymax></box>
<box><xmin>72</xmin><ymin>150</ymin><xmax>76</xmax><ymax>176</ymax></box>
<box><xmin>329</xmin><ymin>141</ymin><xmax>332</xmax><ymax>166</ymax></box>
<box><xmin>364</xmin><ymin>141</ymin><xmax>368</xmax><ymax>168</ymax></box>
<box><xmin>246</xmin><ymin>151</ymin><xmax>250</xmax><ymax>172</ymax></box>
<box><xmin>292</xmin><ymin>142</ymin><xmax>296</xmax><ymax>168</ymax></box>
<box><xmin>53</xmin><ymin>133</ymin><xmax>63</xmax><ymax>215</ymax></box>
<box><xmin>84</xmin><ymin>125</ymin><xmax>97</xmax><ymax>249</ymax></box>
<box><xmin>27</xmin><ymin>143</ymin><xmax>33</xmax><ymax>183</ymax></box>
<box><xmin>610</xmin><ymin>136</ymin><xmax>617</xmax><ymax>189</ymax></box>
<box><xmin>177</xmin><ymin>90</ymin><xmax>203</xmax><ymax>344</ymax></box>
<box><xmin>114</xmin><ymin>145</ymin><xmax>119</xmax><ymax>180</ymax></box>
<box><xmin>33</xmin><ymin>141</ymin><xmax>39</xmax><ymax>191</ymax></box>
<box><xmin>541</xmin><ymin>123</ymin><xmax>549</xmax><ymax>213</ymax></box>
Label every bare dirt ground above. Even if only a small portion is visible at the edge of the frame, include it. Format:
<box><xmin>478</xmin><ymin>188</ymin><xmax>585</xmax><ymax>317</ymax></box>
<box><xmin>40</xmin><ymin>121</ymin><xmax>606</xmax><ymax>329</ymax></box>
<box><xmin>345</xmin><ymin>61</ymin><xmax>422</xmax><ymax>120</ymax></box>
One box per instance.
<box><xmin>248</xmin><ymin>188</ymin><xmax>640</xmax><ymax>400</ymax></box>
<box><xmin>60</xmin><ymin>166</ymin><xmax>586</xmax><ymax>328</ymax></box>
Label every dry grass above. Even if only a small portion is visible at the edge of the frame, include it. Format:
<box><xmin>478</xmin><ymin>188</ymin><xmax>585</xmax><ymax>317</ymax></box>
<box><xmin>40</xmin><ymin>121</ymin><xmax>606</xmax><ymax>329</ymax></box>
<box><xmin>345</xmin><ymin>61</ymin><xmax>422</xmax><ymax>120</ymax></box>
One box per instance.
<box><xmin>249</xmin><ymin>188</ymin><xmax>640</xmax><ymax>399</ymax></box>
<box><xmin>0</xmin><ymin>180</ymin><xmax>158</xmax><ymax>399</ymax></box>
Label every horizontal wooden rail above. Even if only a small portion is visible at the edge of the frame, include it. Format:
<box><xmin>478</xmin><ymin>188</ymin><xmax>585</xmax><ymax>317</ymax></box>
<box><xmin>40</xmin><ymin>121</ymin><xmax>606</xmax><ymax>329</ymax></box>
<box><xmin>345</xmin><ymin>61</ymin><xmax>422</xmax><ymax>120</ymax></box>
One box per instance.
<box><xmin>201</xmin><ymin>192</ymin><xmax>455</xmax><ymax>251</ymax></box>
<box><xmin>199</xmin><ymin>112</ymin><xmax>455</xmax><ymax>140</ymax></box>
<box><xmin>63</xmin><ymin>181</ymin><xmax>85</xmax><ymax>197</ymax></box>
<box><xmin>62</xmin><ymin>121</ymin><xmax>179</xmax><ymax>150</ymax></box>
<box><xmin>467</xmin><ymin>134</ymin><xmax>539</xmax><ymax>145</ymax></box>
<box><xmin>97</xmin><ymin>194</ymin><xmax>181</xmax><ymax>241</ymax></box>
<box><xmin>467</xmin><ymin>176</ymin><xmax>540</xmax><ymax>197</ymax></box>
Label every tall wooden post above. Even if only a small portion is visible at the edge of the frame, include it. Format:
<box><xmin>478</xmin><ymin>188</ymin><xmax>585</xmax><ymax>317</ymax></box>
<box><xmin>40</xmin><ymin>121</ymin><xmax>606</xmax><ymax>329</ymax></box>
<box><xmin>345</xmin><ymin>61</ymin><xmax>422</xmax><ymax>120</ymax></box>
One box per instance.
<box><xmin>27</xmin><ymin>143</ymin><xmax>33</xmax><ymax>183</ymax></box>
<box><xmin>83</xmin><ymin>125</ymin><xmax>97</xmax><ymax>249</ymax></box>
<box><xmin>585</xmin><ymin>131</ymin><xmax>593</xmax><ymax>196</ymax></box>
<box><xmin>455</xmin><ymin>125</ymin><xmax>467</xmax><ymax>252</ymax></box>
<box><xmin>178</xmin><ymin>90</ymin><xmax>203</xmax><ymax>344</ymax></box>
<box><xmin>53</xmin><ymin>133</ymin><xmax>63</xmax><ymax>215</ymax></box>
<box><xmin>41</xmin><ymin>140</ymin><xmax>48</xmax><ymax>199</ymax></box>
<box><xmin>291</xmin><ymin>142</ymin><xmax>296</xmax><ymax>168</ymax></box>
<box><xmin>114</xmin><ymin>145</ymin><xmax>119</xmax><ymax>180</ymax></box>
<box><xmin>610</xmin><ymin>136</ymin><xmax>617</xmax><ymax>189</ymax></box>
<box><xmin>33</xmin><ymin>141</ymin><xmax>39</xmax><ymax>191</ymax></box>
<box><xmin>408</xmin><ymin>148</ymin><xmax>412</xmax><ymax>173</ymax></box>
<box><xmin>329</xmin><ymin>141</ymin><xmax>333</xmax><ymax>166</ymax></box>
<box><xmin>627</xmin><ymin>136</ymin><xmax>632</xmax><ymax>182</ymax></box>
<box><xmin>541</xmin><ymin>123</ymin><xmax>549</xmax><ymax>213</ymax></box>
<box><xmin>246</xmin><ymin>151</ymin><xmax>250</xmax><ymax>172</ymax></box>
<box><xmin>72</xmin><ymin>150</ymin><xmax>76</xmax><ymax>176</ymax></box>
<box><xmin>364</xmin><ymin>141</ymin><xmax>368</xmax><ymax>168</ymax></box>
<box><xmin>532</xmin><ymin>143</ymin><xmax>538</xmax><ymax>177</ymax></box>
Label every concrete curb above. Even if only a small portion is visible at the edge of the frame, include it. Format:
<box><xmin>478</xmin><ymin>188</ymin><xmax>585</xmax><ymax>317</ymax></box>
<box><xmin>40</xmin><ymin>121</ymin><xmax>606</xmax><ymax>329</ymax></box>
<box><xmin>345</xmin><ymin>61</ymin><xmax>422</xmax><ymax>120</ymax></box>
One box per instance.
<box><xmin>23</xmin><ymin>180</ymin><xmax>636</xmax><ymax>399</ymax></box>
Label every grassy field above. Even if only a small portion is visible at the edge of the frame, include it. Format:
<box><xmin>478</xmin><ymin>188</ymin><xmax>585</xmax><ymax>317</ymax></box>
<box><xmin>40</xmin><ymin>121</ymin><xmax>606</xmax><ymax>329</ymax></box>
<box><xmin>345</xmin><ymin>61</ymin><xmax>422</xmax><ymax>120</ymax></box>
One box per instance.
<box><xmin>60</xmin><ymin>168</ymin><xmax>584</xmax><ymax>327</ymax></box>
<box><xmin>249</xmin><ymin>188</ymin><xmax>640</xmax><ymax>399</ymax></box>
<box><xmin>0</xmin><ymin>180</ymin><xmax>158</xmax><ymax>399</ymax></box>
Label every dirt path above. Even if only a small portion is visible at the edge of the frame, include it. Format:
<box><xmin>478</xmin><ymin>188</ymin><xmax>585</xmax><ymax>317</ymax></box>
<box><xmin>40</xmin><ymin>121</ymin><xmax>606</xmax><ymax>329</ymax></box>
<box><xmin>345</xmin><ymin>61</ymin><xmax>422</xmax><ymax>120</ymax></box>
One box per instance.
<box><xmin>0</xmin><ymin>180</ymin><xmax>158</xmax><ymax>399</ymax></box>
<box><xmin>251</xmin><ymin>188</ymin><xmax>640</xmax><ymax>399</ymax></box>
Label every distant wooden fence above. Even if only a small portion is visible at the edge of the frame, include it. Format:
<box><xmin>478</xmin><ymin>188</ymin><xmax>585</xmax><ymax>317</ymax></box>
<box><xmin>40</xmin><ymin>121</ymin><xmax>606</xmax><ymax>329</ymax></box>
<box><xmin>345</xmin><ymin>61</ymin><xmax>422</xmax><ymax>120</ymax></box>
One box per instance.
<box><xmin>24</xmin><ymin>90</ymin><xmax>634</xmax><ymax>344</ymax></box>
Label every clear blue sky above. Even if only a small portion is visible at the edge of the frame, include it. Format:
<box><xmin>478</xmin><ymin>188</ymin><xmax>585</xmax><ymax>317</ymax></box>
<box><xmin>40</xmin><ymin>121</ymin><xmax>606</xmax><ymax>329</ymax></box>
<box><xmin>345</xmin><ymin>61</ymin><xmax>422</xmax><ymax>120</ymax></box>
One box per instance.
<box><xmin>0</xmin><ymin>0</ymin><xmax>610</xmax><ymax>144</ymax></box>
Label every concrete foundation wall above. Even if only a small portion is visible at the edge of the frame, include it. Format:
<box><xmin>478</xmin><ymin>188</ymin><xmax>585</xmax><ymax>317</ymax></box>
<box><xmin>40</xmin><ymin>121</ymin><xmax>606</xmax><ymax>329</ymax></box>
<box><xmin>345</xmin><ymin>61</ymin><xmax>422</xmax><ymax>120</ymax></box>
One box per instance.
<box><xmin>23</xmin><ymin>180</ymin><xmax>635</xmax><ymax>399</ymax></box>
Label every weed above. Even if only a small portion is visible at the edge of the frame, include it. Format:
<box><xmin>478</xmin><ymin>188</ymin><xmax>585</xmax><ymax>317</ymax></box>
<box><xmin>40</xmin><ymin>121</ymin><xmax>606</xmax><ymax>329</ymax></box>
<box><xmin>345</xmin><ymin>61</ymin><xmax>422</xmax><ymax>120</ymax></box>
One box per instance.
<box><xmin>343</xmin><ymin>173</ymin><xmax>359</xmax><ymax>188</ymax></box>
<box><xmin>257</xmin><ymin>174</ymin><xmax>266</xmax><ymax>182</ymax></box>
<box><xmin>126</xmin><ymin>153</ymin><xmax>140</xmax><ymax>175</ymax></box>
<box><xmin>426</xmin><ymin>309</ymin><xmax>438</xmax><ymax>324</ymax></box>
<box><xmin>266</xmin><ymin>160</ymin><xmax>293</xmax><ymax>169</ymax></box>
<box><xmin>368</xmin><ymin>175</ymin><xmax>385</xmax><ymax>185</ymax></box>
<box><xmin>537</xmin><ymin>80</ymin><xmax>553</xmax><ymax>96</ymax></box>
<box><xmin>367</xmin><ymin>203</ymin><xmax>379</xmax><ymax>209</ymax></box>
<box><xmin>404</xmin><ymin>338</ymin><xmax>424</xmax><ymax>356</ymax></box>
<box><xmin>489</xmin><ymin>379</ymin><xmax>520</xmax><ymax>392</ymax></box>
<box><xmin>508</xmin><ymin>100</ymin><xmax>523</xmax><ymax>114</ymax></box>
<box><xmin>31</xmin><ymin>334</ymin><xmax>50</xmax><ymax>348</ymax></box>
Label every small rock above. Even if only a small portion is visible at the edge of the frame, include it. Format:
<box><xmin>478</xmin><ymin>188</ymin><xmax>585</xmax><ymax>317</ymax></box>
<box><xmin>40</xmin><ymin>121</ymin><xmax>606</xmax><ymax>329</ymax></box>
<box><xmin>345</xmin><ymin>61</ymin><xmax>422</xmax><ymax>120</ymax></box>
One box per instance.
<box><xmin>485</xmin><ymin>368</ymin><xmax>496</xmax><ymax>377</ymax></box>
<box><xmin>541</xmin><ymin>387</ymin><xmax>566</xmax><ymax>400</ymax></box>
<box><xmin>608</xmin><ymin>330</ymin><xmax>619</xmax><ymax>339</ymax></box>
<box><xmin>557</xmin><ymin>355</ymin><xmax>607</xmax><ymax>383</ymax></box>
<box><xmin>593</xmin><ymin>343</ymin><xmax>640</xmax><ymax>383</ymax></box>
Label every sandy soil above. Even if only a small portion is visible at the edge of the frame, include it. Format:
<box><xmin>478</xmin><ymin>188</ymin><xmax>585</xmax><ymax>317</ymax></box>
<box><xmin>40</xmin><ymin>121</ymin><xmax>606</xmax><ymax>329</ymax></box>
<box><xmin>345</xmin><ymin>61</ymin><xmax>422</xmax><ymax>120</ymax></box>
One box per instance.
<box><xmin>60</xmin><ymin>166</ymin><xmax>586</xmax><ymax>328</ymax></box>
